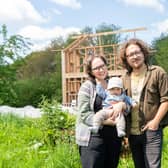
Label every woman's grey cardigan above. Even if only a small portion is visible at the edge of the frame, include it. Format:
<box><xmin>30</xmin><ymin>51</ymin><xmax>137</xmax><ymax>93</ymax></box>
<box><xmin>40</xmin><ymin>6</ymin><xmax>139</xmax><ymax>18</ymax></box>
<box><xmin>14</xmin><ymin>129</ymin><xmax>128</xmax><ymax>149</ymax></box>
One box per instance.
<box><xmin>75</xmin><ymin>80</ymin><xmax>98</xmax><ymax>146</ymax></box>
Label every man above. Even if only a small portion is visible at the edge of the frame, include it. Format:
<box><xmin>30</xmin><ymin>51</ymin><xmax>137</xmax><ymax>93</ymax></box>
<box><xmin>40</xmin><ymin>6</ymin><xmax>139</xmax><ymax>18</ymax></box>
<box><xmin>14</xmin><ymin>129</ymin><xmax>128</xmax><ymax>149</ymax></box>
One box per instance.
<box><xmin>120</xmin><ymin>38</ymin><xmax>168</xmax><ymax>168</ymax></box>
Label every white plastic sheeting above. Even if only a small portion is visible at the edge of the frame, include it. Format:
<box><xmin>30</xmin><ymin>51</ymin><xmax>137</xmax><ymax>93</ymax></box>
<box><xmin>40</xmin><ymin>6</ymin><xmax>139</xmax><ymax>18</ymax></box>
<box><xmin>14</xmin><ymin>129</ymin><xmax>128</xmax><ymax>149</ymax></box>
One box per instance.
<box><xmin>0</xmin><ymin>104</ymin><xmax>77</xmax><ymax>118</ymax></box>
<box><xmin>0</xmin><ymin>105</ymin><xmax>42</xmax><ymax>118</ymax></box>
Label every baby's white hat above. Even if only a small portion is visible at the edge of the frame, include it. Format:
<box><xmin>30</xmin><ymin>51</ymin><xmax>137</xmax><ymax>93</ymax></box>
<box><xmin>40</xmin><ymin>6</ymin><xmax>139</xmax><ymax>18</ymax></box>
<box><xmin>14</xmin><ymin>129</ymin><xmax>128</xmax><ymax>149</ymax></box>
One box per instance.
<box><xmin>107</xmin><ymin>77</ymin><xmax>123</xmax><ymax>90</ymax></box>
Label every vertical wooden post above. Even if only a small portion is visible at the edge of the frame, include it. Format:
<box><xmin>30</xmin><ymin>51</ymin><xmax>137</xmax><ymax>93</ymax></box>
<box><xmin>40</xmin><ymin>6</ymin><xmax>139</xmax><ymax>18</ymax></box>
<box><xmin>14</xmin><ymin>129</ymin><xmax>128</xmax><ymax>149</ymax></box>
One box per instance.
<box><xmin>61</xmin><ymin>50</ymin><xmax>66</xmax><ymax>104</ymax></box>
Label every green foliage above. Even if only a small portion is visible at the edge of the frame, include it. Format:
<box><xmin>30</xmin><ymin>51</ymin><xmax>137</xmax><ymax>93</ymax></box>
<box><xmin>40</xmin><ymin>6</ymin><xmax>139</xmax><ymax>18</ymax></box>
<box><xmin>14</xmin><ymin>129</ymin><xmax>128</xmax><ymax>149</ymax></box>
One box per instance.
<box><xmin>39</xmin><ymin>98</ymin><xmax>75</xmax><ymax>146</ymax></box>
<box><xmin>152</xmin><ymin>34</ymin><xmax>168</xmax><ymax>72</ymax></box>
<box><xmin>13</xmin><ymin>39</ymin><xmax>62</xmax><ymax>107</ymax></box>
<box><xmin>0</xmin><ymin>114</ymin><xmax>168</xmax><ymax>167</ymax></box>
<box><xmin>0</xmin><ymin>25</ymin><xmax>31</xmax><ymax>64</ymax></box>
<box><xmin>0</xmin><ymin>65</ymin><xmax>17</xmax><ymax>104</ymax></box>
<box><xmin>46</xmin><ymin>144</ymin><xmax>81</xmax><ymax>168</ymax></box>
<box><xmin>162</xmin><ymin>127</ymin><xmax>168</xmax><ymax>167</ymax></box>
<box><xmin>96</xmin><ymin>23</ymin><xmax>121</xmax><ymax>45</ymax></box>
<box><xmin>12</xmin><ymin>73</ymin><xmax>61</xmax><ymax>107</ymax></box>
<box><xmin>78</xmin><ymin>23</ymin><xmax>121</xmax><ymax>47</ymax></box>
<box><xmin>0</xmin><ymin>24</ymin><xmax>30</xmax><ymax>105</ymax></box>
<box><xmin>48</xmin><ymin>37</ymin><xmax>65</xmax><ymax>49</ymax></box>
<box><xmin>17</xmin><ymin>50</ymin><xmax>59</xmax><ymax>80</ymax></box>
<box><xmin>0</xmin><ymin>114</ymin><xmax>45</xmax><ymax>168</ymax></box>
<box><xmin>0</xmin><ymin>113</ymin><xmax>79</xmax><ymax>168</ymax></box>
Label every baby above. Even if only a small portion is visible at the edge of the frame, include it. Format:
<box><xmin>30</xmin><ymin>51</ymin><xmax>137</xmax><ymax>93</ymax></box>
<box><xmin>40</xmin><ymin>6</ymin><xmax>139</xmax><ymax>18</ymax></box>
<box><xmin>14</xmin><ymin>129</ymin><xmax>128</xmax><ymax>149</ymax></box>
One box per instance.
<box><xmin>90</xmin><ymin>77</ymin><xmax>137</xmax><ymax>137</ymax></box>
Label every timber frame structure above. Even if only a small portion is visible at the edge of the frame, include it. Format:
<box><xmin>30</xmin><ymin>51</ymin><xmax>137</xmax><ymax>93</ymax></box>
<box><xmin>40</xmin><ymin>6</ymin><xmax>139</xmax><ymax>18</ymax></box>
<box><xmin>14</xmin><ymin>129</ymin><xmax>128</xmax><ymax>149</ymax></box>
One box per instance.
<box><xmin>61</xmin><ymin>27</ymin><xmax>146</xmax><ymax>105</ymax></box>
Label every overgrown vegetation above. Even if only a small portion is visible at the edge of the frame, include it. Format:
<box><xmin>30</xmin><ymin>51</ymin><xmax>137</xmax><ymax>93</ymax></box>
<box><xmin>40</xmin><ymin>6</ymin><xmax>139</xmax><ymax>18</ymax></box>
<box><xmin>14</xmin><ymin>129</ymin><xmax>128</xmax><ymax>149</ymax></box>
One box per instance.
<box><xmin>0</xmin><ymin>24</ymin><xmax>30</xmax><ymax>105</ymax></box>
<box><xmin>0</xmin><ymin>106</ymin><xmax>168</xmax><ymax>168</ymax></box>
<box><xmin>0</xmin><ymin>98</ymin><xmax>79</xmax><ymax>167</ymax></box>
<box><xmin>152</xmin><ymin>33</ymin><xmax>168</xmax><ymax>73</ymax></box>
<box><xmin>12</xmin><ymin>73</ymin><xmax>61</xmax><ymax>107</ymax></box>
<box><xmin>39</xmin><ymin>98</ymin><xmax>75</xmax><ymax>146</ymax></box>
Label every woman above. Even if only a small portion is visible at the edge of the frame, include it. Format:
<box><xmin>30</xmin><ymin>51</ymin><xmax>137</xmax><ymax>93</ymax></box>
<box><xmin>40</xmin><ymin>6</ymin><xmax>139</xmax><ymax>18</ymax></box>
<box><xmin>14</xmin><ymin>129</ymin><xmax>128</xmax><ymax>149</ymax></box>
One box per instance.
<box><xmin>75</xmin><ymin>55</ymin><xmax>126</xmax><ymax>168</ymax></box>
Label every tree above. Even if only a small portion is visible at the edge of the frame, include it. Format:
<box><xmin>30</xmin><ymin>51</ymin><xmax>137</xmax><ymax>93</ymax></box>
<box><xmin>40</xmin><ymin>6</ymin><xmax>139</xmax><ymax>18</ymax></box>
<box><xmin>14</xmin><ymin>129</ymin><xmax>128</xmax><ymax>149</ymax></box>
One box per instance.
<box><xmin>152</xmin><ymin>34</ymin><xmax>168</xmax><ymax>72</ymax></box>
<box><xmin>15</xmin><ymin>38</ymin><xmax>63</xmax><ymax>107</ymax></box>
<box><xmin>95</xmin><ymin>23</ymin><xmax>121</xmax><ymax>45</ymax></box>
<box><xmin>0</xmin><ymin>24</ymin><xmax>30</xmax><ymax>105</ymax></box>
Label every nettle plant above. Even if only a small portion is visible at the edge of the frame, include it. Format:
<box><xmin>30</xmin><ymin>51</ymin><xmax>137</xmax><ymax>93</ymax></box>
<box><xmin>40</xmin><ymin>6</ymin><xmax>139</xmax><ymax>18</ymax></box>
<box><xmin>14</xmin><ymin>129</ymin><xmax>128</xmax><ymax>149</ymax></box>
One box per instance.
<box><xmin>39</xmin><ymin>97</ymin><xmax>76</xmax><ymax>146</ymax></box>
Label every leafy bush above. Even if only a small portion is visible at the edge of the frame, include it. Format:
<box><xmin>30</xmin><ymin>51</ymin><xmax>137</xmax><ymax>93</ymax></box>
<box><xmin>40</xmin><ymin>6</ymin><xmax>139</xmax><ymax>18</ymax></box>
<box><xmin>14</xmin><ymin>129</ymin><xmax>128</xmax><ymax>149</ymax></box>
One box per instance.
<box><xmin>152</xmin><ymin>34</ymin><xmax>168</xmax><ymax>73</ymax></box>
<box><xmin>11</xmin><ymin>73</ymin><xmax>62</xmax><ymax>107</ymax></box>
<box><xmin>0</xmin><ymin>25</ymin><xmax>30</xmax><ymax>106</ymax></box>
<box><xmin>39</xmin><ymin>97</ymin><xmax>75</xmax><ymax>146</ymax></box>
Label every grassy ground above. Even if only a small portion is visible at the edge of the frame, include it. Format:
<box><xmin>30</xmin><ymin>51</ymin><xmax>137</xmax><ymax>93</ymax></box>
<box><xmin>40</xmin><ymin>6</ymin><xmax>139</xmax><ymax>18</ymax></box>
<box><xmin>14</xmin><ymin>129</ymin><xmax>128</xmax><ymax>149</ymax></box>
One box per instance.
<box><xmin>0</xmin><ymin>114</ymin><xmax>168</xmax><ymax>168</ymax></box>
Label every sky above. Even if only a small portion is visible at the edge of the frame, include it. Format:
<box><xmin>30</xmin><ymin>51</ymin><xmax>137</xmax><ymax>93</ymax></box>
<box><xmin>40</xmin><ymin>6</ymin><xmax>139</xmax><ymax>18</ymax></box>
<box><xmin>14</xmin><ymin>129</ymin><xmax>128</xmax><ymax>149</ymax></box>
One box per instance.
<box><xmin>0</xmin><ymin>0</ymin><xmax>168</xmax><ymax>52</ymax></box>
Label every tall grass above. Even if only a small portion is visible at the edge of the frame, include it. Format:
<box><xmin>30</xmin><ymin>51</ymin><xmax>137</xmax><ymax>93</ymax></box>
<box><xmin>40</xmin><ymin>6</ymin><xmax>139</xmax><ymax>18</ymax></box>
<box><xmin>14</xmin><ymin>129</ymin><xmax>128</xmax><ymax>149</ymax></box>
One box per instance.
<box><xmin>162</xmin><ymin>127</ymin><xmax>168</xmax><ymax>167</ymax></box>
<box><xmin>0</xmin><ymin>114</ymin><xmax>80</xmax><ymax>168</ymax></box>
<box><xmin>0</xmin><ymin>114</ymin><xmax>45</xmax><ymax>168</ymax></box>
<box><xmin>0</xmin><ymin>114</ymin><xmax>167</xmax><ymax>168</ymax></box>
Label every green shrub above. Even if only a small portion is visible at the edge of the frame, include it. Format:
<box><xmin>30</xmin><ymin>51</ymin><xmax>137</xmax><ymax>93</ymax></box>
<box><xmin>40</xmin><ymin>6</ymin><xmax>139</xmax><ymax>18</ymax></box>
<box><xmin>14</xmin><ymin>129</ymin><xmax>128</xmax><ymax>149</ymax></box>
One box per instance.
<box><xmin>39</xmin><ymin>97</ymin><xmax>75</xmax><ymax>146</ymax></box>
<box><xmin>12</xmin><ymin>73</ymin><xmax>62</xmax><ymax>107</ymax></box>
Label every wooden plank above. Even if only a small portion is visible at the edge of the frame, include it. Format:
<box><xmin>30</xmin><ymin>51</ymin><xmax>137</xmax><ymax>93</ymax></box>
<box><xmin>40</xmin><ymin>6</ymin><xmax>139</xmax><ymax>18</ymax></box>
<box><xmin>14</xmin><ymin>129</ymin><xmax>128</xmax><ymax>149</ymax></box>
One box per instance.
<box><xmin>64</xmin><ymin>36</ymin><xmax>88</xmax><ymax>51</ymax></box>
<box><xmin>65</xmin><ymin>72</ymin><xmax>87</xmax><ymax>78</ymax></box>
<box><xmin>61</xmin><ymin>50</ymin><xmax>67</xmax><ymax>104</ymax></box>
<box><xmin>75</xmin><ymin>43</ymin><xmax>119</xmax><ymax>50</ymax></box>
<box><xmin>71</xmin><ymin>27</ymin><xmax>147</xmax><ymax>39</ymax></box>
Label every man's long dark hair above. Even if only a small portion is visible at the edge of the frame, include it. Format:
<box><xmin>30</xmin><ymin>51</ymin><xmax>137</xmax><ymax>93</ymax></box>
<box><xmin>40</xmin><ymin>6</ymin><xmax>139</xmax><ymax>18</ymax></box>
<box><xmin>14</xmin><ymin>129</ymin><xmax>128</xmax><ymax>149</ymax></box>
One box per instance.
<box><xmin>120</xmin><ymin>38</ymin><xmax>150</xmax><ymax>73</ymax></box>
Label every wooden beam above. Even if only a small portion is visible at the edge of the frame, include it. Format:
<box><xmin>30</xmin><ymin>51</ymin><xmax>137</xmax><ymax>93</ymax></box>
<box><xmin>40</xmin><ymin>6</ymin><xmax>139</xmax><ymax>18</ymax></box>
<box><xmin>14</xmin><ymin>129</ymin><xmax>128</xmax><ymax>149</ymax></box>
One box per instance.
<box><xmin>63</xmin><ymin>36</ymin><xmax>88</xmax><ymax>51</ymax></box>
<box><xmin>75</xmin><ymin>43</ymin><xmax>119</xmax><ymax>50</ymax></box>
<box><xmin>71</xmin><ymin>27</ymin><xmax>147</xmax><ymax>39</ymax></box>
